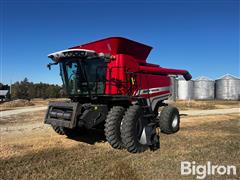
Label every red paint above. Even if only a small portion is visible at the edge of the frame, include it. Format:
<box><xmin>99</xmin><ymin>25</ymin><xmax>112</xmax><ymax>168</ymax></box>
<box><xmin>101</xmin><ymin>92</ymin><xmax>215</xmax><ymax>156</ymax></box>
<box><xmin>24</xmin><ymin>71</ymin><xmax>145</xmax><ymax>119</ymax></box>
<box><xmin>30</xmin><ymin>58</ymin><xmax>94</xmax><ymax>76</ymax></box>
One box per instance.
<box><xmin>139</xmin><ymin>66</ymin><xmax>189</xmax><ymax>76</ymax></box>
<box><xmin>71</xmin><ymin>37</ymin><xmax>152</xmax><ymax>61</ymax></box>
<box><xmin>71</xmin><ymin>37</ymin><xmax>191</xmax><ymax>100</ymax></box>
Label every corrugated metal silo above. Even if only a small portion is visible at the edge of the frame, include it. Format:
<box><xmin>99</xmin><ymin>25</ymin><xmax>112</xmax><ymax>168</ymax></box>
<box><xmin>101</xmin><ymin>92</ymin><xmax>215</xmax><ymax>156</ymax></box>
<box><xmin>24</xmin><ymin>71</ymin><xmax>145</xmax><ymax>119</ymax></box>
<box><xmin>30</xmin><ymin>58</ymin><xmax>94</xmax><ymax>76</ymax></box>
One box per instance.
<box><xmin>169</xmin><ymin>76</ymin><xmax>177</xmax><ymax>101</ymax></box>
<box><xmin>177</xmin><ymin>78</ymin><xmax>194</xmax><ymax>100</ymax></box>
<box><xmin>193</xmin><ymin>76</ymin><xmax>215</xmax><ymax>100</ymax></box>
<box><xmin>216</xmin><ymin>74</ymin><xmax>240</xmax><ymax>100</ymax></box>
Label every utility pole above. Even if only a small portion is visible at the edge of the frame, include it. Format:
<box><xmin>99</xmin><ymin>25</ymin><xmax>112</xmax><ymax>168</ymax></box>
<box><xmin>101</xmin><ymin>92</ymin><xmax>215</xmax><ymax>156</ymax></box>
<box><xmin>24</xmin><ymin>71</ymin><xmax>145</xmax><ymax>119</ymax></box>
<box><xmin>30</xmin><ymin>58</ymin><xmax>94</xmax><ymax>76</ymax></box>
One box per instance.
<box><xmin>10</xmin><ymin>80</ymin><xmax>12</xmax><ymax>100</ymax></box>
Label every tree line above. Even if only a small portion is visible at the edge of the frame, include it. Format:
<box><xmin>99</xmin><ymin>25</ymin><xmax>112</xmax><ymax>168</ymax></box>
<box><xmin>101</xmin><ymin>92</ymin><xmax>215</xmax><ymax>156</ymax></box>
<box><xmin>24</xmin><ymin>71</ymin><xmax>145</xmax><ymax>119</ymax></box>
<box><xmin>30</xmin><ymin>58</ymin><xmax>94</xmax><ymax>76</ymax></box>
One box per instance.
<box><xmin>0</xmin><ymin>83</ymin><xmax>10</xmax><ymax>91</ymax></box>
<box><xmin>1</xmin><ymin>78</ymin><xmax>65</xmax><ymax>100</ymax></box>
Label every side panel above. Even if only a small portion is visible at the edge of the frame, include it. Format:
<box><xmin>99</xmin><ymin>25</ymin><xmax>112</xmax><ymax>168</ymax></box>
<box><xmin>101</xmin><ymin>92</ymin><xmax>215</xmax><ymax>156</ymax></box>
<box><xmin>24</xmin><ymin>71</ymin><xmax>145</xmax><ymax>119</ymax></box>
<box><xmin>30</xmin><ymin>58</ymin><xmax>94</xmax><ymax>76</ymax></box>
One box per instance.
<box><xmin>104</xmin><ymin>53</ymin><xmax>171</xmax><ymax>109</ymax></box>
<box><xmin>105</xmin><ymin>54</ymin><xmax>139</xmax><ymax>95</ymax></box>
<box><xmin>136</xmin><ymin>74</ymin><xmax>171</xmax><ymax>110</ymax></box>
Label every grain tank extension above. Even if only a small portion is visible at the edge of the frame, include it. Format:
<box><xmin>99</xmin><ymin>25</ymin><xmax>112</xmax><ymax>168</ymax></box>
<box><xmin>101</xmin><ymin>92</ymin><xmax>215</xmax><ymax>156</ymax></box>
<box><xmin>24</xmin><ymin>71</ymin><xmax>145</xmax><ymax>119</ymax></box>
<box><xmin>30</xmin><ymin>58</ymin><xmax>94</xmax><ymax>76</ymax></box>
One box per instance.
<box><xmin>44</xmin><ymin>37</ymin><xmax>192</xmax><ymax>153</ymax></box>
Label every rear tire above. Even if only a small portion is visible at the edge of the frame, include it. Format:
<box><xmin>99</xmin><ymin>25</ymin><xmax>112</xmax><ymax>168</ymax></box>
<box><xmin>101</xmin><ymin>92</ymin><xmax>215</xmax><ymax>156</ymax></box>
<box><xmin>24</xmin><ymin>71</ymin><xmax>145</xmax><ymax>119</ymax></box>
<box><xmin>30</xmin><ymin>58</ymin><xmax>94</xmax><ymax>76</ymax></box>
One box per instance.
<box><xmin>121</xmin><ymin>105</ymin><xmax>148</xmax><ymax>153</ymax></box>
<box><xmin>104</xmin><ymin>106</ymin><xmax>125</xmax><ymax>149</ymax></box>
<box><xmin>159</xmin><ymin>106</ymin><xmax>180</xmax><ymax>134</ymax></box>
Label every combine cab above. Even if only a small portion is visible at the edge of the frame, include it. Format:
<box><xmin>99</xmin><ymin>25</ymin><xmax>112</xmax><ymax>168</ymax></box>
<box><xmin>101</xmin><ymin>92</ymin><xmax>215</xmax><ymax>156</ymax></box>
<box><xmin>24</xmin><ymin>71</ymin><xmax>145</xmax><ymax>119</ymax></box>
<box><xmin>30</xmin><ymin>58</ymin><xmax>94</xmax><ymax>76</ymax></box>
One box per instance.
<box><xmin>45</xmin><ymin>37</ymin><xmax>191</xmax><ymax>153</ymax></box>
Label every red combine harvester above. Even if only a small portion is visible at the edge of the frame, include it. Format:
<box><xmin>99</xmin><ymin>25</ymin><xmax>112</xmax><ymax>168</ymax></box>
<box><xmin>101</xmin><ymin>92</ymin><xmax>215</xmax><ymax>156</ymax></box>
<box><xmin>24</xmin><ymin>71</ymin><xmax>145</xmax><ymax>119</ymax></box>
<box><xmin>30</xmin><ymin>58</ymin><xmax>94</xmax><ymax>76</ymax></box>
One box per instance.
<box><xmin>45</xmin><ymin>37</ymin><xmax>191</xmax><ymax>153</ymax></box>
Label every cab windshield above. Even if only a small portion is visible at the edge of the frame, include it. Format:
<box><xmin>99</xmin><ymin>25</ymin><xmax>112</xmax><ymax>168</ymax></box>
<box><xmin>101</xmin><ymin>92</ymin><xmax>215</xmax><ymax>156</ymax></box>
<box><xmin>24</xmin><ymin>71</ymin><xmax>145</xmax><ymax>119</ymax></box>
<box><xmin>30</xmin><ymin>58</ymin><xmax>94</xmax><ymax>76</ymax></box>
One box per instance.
<box><xmin>60</xmin><ymin>58</ymin><xmax>106</xmax><ymax>96</ymax></box>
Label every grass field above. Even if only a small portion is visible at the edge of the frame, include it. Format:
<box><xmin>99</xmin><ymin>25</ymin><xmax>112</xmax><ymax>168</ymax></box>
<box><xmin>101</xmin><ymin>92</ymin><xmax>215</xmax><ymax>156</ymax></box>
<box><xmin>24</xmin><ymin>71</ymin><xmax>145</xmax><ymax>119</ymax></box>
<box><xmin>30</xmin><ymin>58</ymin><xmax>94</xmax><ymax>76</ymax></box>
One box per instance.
<box><xmin>170</xmin><ymin>100</ymin><xmax>240</xmax><ymax>110</ymax></box>
<box><xmin>0</xmin><ymin>108</ymin><xmax>239</xmax><ymax>179</ymax></box>
<box><xmin>0</xmin><ymin>98</ymin><xmax>69</xmax><ymax>111</ymax></box>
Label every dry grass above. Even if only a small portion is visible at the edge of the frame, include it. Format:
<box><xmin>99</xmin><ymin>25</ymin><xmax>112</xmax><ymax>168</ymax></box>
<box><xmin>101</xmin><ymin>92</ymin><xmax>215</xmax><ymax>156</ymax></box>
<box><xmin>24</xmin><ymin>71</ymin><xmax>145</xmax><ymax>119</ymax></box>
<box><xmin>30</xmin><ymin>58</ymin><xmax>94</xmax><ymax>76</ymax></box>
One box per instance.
<box><xmin>0</xmin><ymin>98</ymin><xmax>69</xmax><ymax>111</ymax></box>
<box><xmin>0</xmin><ymin>110</ymin><xmax>45</xmax><ymax>125</ymax></box>
<box><xmin>1</xmin><ymin>99</ymin><xmax>238</xmax><ymax>112</ymax></box>
<box><xmin>31</xmin><ymin>98</ymin><xmax>69</xmax><ymax>106</ymax></box>
<box><xmin>0</xmin><ymin>111</ymin><xmax>239</xmax><ymax>179</ymax></box>
<box><xmin>170</xmin><ymin>100</ymin><xmax>240</xmax><ymax>110</ymax></box>
<box><xmin>0</xmin><ymin>99</ymin><xmax>34</xmax><ymax>111</ymax></box>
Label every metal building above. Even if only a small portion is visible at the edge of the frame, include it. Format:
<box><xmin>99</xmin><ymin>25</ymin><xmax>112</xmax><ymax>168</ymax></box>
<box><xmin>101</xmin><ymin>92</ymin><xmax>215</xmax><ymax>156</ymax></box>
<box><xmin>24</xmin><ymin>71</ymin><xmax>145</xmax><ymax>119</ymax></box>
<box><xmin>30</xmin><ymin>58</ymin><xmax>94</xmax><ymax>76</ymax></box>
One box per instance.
<box><xmin>216</xmin><ymin>74</ymin><xmax>240</xmax><ymax>100</ymax></box>
<box><xmin>0</xmin><ymin>90</ymin><xmax>10</xmax><ymax>102</ymax></box>
<box><xmin>193</xmin><ymin>76</ymin><xmax>215</xmax><ymax>100</ymax></box>
<box><xmin>177</xmin><ymin>78</ymin><xmax>194</xmax><ymax>100</ymax></box>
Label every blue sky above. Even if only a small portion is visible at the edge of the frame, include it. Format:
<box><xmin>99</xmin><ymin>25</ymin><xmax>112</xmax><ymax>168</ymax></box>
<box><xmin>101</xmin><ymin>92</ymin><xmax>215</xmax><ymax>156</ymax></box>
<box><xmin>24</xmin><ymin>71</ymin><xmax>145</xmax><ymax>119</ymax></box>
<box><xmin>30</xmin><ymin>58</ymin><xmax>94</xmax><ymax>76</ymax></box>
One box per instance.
<box><xmin>1</xmin><ymin>0</ymin><xmax>239</xmax><ymax>85</ymax></box>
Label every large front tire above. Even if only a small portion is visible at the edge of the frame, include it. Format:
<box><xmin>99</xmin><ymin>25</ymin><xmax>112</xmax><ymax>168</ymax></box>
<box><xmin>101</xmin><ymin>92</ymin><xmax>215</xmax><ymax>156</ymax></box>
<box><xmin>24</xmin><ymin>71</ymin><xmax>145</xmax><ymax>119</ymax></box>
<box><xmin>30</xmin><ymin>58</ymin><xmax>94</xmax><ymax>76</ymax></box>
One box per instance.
<box><xmin>121</xmin><ymin>105</ymin><xmax>148</xmax><ymax>153</ymax></box>
<box><xmin>52</xmin><ymin>125</ymin><xmax>65</xmax><ymax>135</ymax></box>
<box><xmin>104</xmin><ymin>106</ymin><xmax>125</xmax><ymax>149</ymax></box>
<box><xmin>159</xmin><ymin>106</ymin><xmax>180</xmax><ymax>134</ymax></box>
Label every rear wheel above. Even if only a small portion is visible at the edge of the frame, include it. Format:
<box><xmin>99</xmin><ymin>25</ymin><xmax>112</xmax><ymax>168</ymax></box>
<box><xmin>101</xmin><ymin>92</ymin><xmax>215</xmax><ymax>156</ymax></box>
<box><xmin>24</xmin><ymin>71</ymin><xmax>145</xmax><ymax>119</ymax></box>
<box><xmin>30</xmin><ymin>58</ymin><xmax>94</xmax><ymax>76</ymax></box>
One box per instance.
<box><xmin>104</xmin><ymin>106</ymin><xmax>125</xmax><ymax>149</ymax></box>
<box><xmin>121</xmin><ymin>105</ymin><xmax>148</xmax><ymax>153</ymax></box>
<box><xmin>159</xmin><ymin>106</ymin><xmax>180</xmax><ymax>134</ymax></box>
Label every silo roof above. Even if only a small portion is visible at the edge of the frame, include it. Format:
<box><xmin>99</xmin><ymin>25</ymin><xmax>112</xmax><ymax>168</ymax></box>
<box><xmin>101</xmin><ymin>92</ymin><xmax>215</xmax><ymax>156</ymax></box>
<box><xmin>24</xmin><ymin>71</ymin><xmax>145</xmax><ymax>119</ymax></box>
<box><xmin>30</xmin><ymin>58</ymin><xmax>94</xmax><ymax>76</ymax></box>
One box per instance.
<box><xmin>194</xmin><ymin>76</ymin><xmax>213</xmax><ymax>81</ymax></box>
<box><xmin>217</xmin><ymin>74</ymin><xmax>240</xmax><ymax>80</ymax></box>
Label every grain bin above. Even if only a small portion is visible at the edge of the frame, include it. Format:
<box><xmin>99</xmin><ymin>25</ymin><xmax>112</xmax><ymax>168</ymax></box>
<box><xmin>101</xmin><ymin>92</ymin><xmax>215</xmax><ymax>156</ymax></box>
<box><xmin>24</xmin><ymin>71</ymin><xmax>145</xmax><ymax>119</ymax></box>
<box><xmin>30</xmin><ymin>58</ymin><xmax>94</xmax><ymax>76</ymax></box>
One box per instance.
<box><xmin>216</xmin><ymin>74</ymin><xmax>240</xmax><ymax>100</ymax></box>
<box><xmin>169</xmin><ymin>76</ymin><xmax>178</xmax><ymax>101</ymax></box>
<box><xmin>193</xmin><ymin>76</ymin><xmax>215</xmax><ymax>100</ymax></box>
<box><xmin>177</xmin><ymin>78</ymin><xmax>194</xmax><ymax>100</ymax></box>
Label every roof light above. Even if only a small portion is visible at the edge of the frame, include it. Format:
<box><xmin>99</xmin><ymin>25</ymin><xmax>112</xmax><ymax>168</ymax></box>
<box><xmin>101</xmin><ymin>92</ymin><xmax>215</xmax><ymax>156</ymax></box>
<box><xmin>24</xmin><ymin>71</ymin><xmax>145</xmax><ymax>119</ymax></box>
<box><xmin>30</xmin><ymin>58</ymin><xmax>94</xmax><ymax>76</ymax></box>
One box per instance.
<box><xmin>48</xmin><ymin>49</ymin><xmax>96</xmax><ymax>61</ymax></box>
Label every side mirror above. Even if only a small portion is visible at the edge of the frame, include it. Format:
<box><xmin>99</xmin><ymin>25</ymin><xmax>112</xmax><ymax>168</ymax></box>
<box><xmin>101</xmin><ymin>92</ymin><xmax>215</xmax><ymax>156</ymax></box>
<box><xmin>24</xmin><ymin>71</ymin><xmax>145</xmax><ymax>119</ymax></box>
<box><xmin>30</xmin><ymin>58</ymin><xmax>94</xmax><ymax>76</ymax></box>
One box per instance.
<box><xmin>47</xmin><ymin>64</ymin><xmax>51</xmax><ymax>70</ymax></box>
<box><xmin>98</xmin><ymin>53</ymin><xmax>115</xmax><ymax>63</ymax></box>
<box><xmin>47</xmin><ymin>62</ymin><xmax>58</xmax><ymax>70</ymax></box>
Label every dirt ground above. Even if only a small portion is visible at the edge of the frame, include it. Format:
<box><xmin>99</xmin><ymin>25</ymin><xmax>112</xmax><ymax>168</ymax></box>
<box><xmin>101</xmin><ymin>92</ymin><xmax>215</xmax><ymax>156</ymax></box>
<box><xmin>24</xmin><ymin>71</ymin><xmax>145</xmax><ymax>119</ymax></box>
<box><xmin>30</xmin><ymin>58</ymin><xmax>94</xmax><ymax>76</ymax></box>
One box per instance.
<box><xmin>1</xmin><ymin>99</ymin><xmax>239</xmax><ymax>112</ymax></box>
<box><xmin>0</xmin><ymin>106</ymin><xmax>239</xmax><ymax>179</ymax></box>
<box><xmin>170</xmin><ymin>100</ymin><xmax>240</xmax><ymax>110</ymax></box>
<box><xmin>0</xmin><ymin>98</ymin><xmax>69</xmax><ymax>111</ymax></box>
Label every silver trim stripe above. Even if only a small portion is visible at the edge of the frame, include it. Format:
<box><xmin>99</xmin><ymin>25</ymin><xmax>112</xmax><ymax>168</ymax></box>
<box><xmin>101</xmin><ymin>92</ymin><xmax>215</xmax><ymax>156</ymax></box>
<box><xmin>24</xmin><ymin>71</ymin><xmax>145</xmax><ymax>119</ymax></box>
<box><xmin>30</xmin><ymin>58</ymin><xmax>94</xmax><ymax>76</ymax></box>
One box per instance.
<box><xmin>135</xmin><ymin>86</ymin><xmax>170</xmax><ymax>95</ymax></box>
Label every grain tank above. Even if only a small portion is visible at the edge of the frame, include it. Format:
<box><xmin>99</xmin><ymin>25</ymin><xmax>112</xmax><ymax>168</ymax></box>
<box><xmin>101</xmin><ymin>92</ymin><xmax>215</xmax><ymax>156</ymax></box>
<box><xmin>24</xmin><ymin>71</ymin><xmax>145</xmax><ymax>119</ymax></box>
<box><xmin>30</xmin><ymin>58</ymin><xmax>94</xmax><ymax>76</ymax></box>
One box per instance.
<box><xmin>177</xmin><ymin>78</ymin><xmax>194</xmax><ymax>100</ymax></box>
<box><xmin>216</xmin><ymin>74</ymin><xmax>240</xmax><ymax>100</ymax></box>
<box><xmin>193</xmin><ymin>76</ymin><xmax>215</xmax><ymax>100</ymax></box>
<box><xmin>169</xmin><ymin>76</ymin><xmax>178</xmax><ymax>101</ymax></box>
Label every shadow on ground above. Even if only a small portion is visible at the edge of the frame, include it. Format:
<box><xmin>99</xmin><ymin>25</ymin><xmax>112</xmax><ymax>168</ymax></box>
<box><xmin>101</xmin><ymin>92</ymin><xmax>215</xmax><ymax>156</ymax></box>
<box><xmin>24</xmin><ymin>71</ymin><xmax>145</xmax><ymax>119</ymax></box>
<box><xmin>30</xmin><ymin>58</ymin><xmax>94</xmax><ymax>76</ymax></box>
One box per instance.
<box><xmin>66</xmin><ymin>128</ymin><xmax>106</xmax><ymax>145</ymax></box>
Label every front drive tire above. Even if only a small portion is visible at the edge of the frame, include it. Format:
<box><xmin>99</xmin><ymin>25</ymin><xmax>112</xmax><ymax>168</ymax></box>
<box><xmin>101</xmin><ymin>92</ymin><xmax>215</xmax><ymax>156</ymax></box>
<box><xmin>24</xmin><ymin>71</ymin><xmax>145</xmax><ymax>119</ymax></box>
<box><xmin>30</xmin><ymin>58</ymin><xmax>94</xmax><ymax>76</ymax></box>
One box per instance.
<box><xmin>52</xmin><ymin>125</ymin><xmax>65</xmax><ymax>135</ymax></box>
<box><xmin>104</xmin><ymin>106</ymin><xmax>125</xmax><ymax>149</ymax></box>
<box><xmin>159</xmin><ymin>106</ymin><xmax>180</xmax><ymax>134</ymax></box>
<box><xmin>121</xmin><ymin>105</ymin><xmax>148</xmax><ymax>153</ymax></box>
